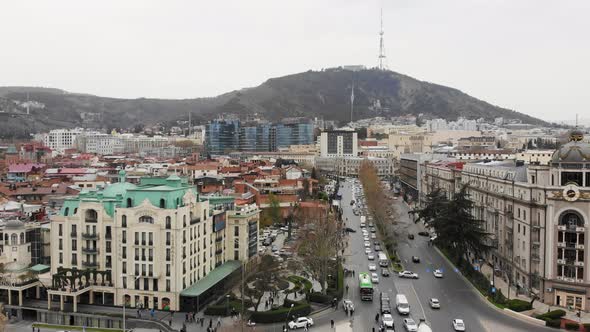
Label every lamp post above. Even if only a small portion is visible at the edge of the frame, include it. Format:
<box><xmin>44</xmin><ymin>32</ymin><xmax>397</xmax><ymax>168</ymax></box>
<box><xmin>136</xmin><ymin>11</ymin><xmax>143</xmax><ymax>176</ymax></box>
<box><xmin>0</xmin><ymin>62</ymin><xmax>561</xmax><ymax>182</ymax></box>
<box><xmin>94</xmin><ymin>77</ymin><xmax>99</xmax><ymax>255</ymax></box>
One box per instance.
<box><xmin>285</xmin><ymin>303</ymin><xmax>294</xmax><ymax>330</ymax></box>
<box><xmin>122</xmin><ymin>274</ymin><xmax>141</xmax><ymax>332</ymax></box>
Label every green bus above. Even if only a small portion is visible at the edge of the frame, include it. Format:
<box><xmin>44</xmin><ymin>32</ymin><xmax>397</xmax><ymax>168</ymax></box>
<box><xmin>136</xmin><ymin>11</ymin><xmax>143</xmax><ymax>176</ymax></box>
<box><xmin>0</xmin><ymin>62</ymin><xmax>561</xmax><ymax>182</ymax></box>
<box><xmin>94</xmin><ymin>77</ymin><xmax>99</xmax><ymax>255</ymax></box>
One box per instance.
<box><xmin>358</xmin><ymin>272</ymin><xmax>374</xmax><ymax>301</ymax></box>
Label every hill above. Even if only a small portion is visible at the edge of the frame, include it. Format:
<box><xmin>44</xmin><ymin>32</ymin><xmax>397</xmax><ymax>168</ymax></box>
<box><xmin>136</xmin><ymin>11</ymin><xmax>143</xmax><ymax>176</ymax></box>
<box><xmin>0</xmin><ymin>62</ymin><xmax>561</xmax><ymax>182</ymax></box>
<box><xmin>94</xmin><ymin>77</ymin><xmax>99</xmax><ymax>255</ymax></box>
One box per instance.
<box><xmin>0</xmin><ymin>69</ymin><xmax>545</xmax><ymax>138</ymax></box>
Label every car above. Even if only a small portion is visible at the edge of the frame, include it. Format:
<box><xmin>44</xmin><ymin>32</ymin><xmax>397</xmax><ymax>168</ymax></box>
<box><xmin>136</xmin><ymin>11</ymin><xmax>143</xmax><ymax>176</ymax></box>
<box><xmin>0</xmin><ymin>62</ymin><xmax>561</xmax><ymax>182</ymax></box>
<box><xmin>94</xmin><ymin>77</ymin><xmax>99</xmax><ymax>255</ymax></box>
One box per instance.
<box><xmin>371</xmin><ymin>272</ymin><xmax>380</xmax><ymax>283</ymax></box>
<box><xmin>418</xmin><ymin>231</ymin><xmax>429</xmax><ymax>237</ymax></box>
<box><xmin>364</xmin><ymin>236</ymin><xmax>370</xmax><ymax>241</ymax></box>
<box><xmin>374</xmin><ymin>245</ymin><xmax>382</xmax><ymax>251</ymax></box>
<box><xmin>371</xmin><ymin>233</ymin><xmax>377</xmax><ymax>239</ymax></box>
<box><xmin>412</xmin><ymin>256</ymin><xmax>420</xmax><ymax>263</ymax></box>
<box><xmin>369</xmin><ymin>222</ymin><xmax>374</xmax><ymax>227</ymax></box>
<box><xmin>368</xmin><ymin>263</ymin><xmax>377</xmax><ymax>271</ymax></box>
<box><xmin>345</xmin><ymin>227</ymin><xmax>356</xmax><ymax>233</ymax></box>
<box><xmin>429</xmin><ymin>298</ymin><xmax>441</xmax><ymax>309</ymax></box>
<box><xmin>365</xmin><ymin>248</ymin><xmax>372</xmax><ymax>254</ymax></box>
<box><xmin>382</xmin><ymin>314</ymin><xmax>394</xmax><ymax>328</ymax></box>
<box><xmin>368</xmin><ymin>253</ymin><xmax>375</xmax><ymax>260</ymax></box>
<box><xmin>271</xmin><ymin>245</ymin><xmax>279</xmax><ymax>252</ymax></box>
<box><xmin>407</xmin><ymin>234</ymin><xmax>415</xmax><ymax>240</ymax></box>
<box><xmin>403</xmin><ymin>318</ymin><xmax>418</xmax><ymax>332</ymax></box>
<box><xmin>364</xmin><ymin>241</ymin><xmax>371</xmax><ymax>247</ymax></box>
<box><xmin>433</xmin><ymin>269</ymin><xmax>443</xmax><ymax>278</ymax></box>
<box><xmin>370</xmin><ymin>228</ymin><xmax>376</xmax><ymax>233</ymax></box>
<box><xmin>430</xmin><ymin>235</ymin><xmax>438</xmax><ymax>241</ymax></box>
<box><xmin>381</xmin><ymin>268</ymin><xmax>390</xmax><ymax>277</ymax></box>
<box><xmin>398</xmin><ymin>270</ymin><xmax>419</xmax><ymax>279</ymax></box>
<box><xmin>342</xmin><ymin>299</ymin><xmax>355</xmax><ymax>311</ymax></box>
<box><xmin>452</xmin><ymin>319</ymin><xmax>466</xmax><ymax>331</ymax></box>
<box><xmin>288</xmin><ymin>317</ymin><xmax>314</xmax><ymax>329</ymax></box>
<box><xmin>373</xmin><ymin>240</ymin><xmax>380</xmax><ymax>245</ymax></box>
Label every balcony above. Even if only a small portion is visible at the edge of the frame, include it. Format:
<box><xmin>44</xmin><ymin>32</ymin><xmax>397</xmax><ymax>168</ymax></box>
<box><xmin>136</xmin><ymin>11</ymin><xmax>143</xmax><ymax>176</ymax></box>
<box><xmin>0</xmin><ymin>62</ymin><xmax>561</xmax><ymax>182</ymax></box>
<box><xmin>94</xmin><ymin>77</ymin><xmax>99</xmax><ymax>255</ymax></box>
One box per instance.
<box><xmin>215</xmin><ymin>249</ymin><xmax>223</xmax><ymax>255</ymax></box>
<box><xmin>82</xmin><ymin>233</ymin><xmax>99</xmax><ymax>240</ymax></box>
<box><xmin>531</xmin><ymin>253</ymin><xmax>540</xmax><ymax>261</ymax></box>
<box><xmin>575</xmin><ymin>261</ymin><xmax>585</xmax><ymax>267</ymax></box>
<box><xmin>82</xmin><ymin>261</ymin><xmax>98</xmax><ymax>268</ymax></box>
<box><xmin>215</xmin><ymin>237</ymin><xmax>223</xmax><ymax>243</ymax></box>
<box><xmin>557</xmin><ymin>258</ymin><xmax>565</xmax><ymax>264</ymax></box>
<box><xmin>70</xmin><ymin>232</ymin><xmax>78</xmax><ymax>237</ymax></box>
<box><xmin>577</xmin><ymin>244</ymin><xmax>585</xmax><ymax>250</ymax></box>
<box><xmin>558</xmin><ymin>225</ymin><xmax>586</xmax><ymax>233</ymax></box>
<box><xmin>190</xmin><ymin>218</ymin><xmax>200</xmax><ymax>225</ymax></box>
<box><xmin>82</xmin><ymin>247</ymin><xmax>98</xmax><ymax>254</ymax></box>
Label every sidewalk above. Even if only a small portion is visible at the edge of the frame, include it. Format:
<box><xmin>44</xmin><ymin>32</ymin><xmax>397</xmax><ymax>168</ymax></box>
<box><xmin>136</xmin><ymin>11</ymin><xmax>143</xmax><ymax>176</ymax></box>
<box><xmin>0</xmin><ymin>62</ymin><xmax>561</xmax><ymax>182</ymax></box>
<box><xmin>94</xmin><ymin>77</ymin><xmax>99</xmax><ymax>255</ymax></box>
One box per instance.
<box><xmin>479</xmin><ymin>263</ymin><xmax>590</xmax><ymax>323</ymax></box>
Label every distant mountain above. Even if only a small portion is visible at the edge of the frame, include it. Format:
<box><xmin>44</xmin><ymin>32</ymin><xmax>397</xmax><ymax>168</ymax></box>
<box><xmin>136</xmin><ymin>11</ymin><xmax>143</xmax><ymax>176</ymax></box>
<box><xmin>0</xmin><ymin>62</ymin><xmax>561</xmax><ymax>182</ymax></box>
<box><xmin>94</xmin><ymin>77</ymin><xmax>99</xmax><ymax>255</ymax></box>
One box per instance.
<box><xmin>0</xmin><ymin>69</ymin><xmax>546</xmax><ymax>138</ymax></box>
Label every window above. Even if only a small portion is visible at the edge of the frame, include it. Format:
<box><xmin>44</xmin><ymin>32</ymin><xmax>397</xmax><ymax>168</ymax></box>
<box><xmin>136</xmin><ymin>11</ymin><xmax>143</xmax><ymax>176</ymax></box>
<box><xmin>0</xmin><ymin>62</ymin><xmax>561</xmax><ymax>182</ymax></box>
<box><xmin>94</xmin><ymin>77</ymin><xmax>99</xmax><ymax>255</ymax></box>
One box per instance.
<box><xmin>234</xmin><ymin>226</ymin><xmax>239</xmax><ymax>236</ymax></box>
<box><xmin>139</xmin><ymin>216</ymin><xmax>154</xmax><ymax>224</ymax></box>
<box><xmin>122</xmin><ymin>215</ymin><xmax>127</xmax><ymax>228</ymax></box>
<box><xmin>234</xmin><ymin>251</ymin><xmax>239</xmax><ymax>260</ymax></box>
<box><xmin>71</xmin><ymin>224</ymin><xmax>77</xmax><ymax>235</ymax></box>
<box><xmin>59</xmin><ymin>224</ymin><xmax>63</xmax><ymax>236</ymax></box>
<box><xmin>134</xmin><ymin>232</ymin><xmax>139</xmax><ymax>245</ymax></box>
<box><xmin>149</xmin><ymin>233</ymin><xmax>153</xmax><ymax>245</ymax></box>
<box><xmin>142</xmin><ymin>232</ymin><xmax>146</xmax><ymax>245</ymax></box>
<box><xmin>562</xmin><ymin>172</ymin><xmax>583</xmax><ymax>186</ymax></box>
<box><xmin>59</xmin><ymin>239</ymin><xmax>63</xmax><ymax>250</ymax></box>
<box><xmin>127</xmin><ymin>198</ymin><xmax>133</xmax><ymax>208</ymax></box>
<box><xmin>72</xmin><ymin>239</ymin><xmax>77</xmax><ymax>251</ymax></box>
<box><xmin>165</xmin><ymin>216</ymin><xmax>171</xmax><ymax>229</ymax></box>
<box><xmin>523</xmin><ymin>226</ymin><xmax>526</xmax><ymax>236</ymax></box>
<box><xmin>160</xmin><ymin>199</ymin><xmax>166</xmax><ymax>208</ymax></box>
<box><xmin>166</xmin><ymin>232</ymin><xmax>171</xmax><ymax>245</ymax></box>
<box><xmin>72</xmin><ymin>253</ymin><xmax>77</xmax><ymax>265</ymax></box>
<box><xmin>183</xmin><ymin>215</ymin><xmax>187</xmax><ymax>227</ymax></box>
<box><xmin>166</xmin><ymin>279</ymin><xmax>171</xmax><ymax>292</ymax></box>
<box><xmin>59</xmin><ymin>252</ymin><xmax>63</xmax><ymax>264</ymax></box>
<box><xmin>122</xmin><ymin>246</ymin><xmax>127</xmax><ymax>259</ymax></box>
<box><xmin>166</xmin><ymin>264</ymin><xmax>171</xmax><ymax>277</ymax></box>
<box><xmin>122</xmin><ymin>230</ymin><xmax>127</xmax><ymax>244</ymax></box>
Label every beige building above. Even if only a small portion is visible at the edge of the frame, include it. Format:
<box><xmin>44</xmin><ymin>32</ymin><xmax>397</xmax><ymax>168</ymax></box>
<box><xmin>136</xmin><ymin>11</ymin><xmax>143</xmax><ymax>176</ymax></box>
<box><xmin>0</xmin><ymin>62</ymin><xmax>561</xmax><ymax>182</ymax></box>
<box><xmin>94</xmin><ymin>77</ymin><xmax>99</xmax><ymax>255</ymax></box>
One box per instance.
<box><xmin>420</xmin><ymin>130</ymin><xmax>590</xmax><ymax>311</ymax></box>
<box><xmin>387</xmin><ymin>133</ymin><xmax>433</xmax><ymax>158</ymax></box>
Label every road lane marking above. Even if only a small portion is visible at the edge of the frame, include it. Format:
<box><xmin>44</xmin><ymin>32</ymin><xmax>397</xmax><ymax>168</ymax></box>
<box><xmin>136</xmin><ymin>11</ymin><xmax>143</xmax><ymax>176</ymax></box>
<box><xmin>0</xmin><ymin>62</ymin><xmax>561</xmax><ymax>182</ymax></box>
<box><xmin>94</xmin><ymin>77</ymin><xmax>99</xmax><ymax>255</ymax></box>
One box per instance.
<box><xmin>410</xmin><ymin>283</ymin><xmax>427</xmax><ymax>321</ymax></box>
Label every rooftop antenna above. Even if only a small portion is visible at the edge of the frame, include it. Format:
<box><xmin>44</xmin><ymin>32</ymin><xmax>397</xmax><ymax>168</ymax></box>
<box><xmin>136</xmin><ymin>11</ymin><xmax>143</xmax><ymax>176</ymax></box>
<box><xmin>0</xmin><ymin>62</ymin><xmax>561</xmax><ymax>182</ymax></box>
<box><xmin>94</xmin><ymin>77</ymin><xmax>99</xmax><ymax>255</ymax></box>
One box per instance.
<box><xmin>378</xmin><ymin>7</ymin><xmax>387</xmax><ymax>70</ymax></box>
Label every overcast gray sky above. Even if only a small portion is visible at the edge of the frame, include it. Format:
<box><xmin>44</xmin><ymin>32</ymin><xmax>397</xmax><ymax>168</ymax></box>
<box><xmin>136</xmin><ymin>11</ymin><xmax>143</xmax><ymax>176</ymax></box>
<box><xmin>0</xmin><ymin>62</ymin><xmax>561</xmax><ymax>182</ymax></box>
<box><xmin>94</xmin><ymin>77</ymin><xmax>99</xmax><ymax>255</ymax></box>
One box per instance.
<box><xmin>1</xmin><ymin>0</ymin><xmax>588</xmax><ymax>122</ymax></box>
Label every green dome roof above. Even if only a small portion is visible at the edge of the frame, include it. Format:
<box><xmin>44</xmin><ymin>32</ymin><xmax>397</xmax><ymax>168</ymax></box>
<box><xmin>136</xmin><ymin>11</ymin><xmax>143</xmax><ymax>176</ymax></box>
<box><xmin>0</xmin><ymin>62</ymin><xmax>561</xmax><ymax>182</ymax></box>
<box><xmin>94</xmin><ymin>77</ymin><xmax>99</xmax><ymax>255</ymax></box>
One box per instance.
<box><xmin>102</xmin><ymin>182</ymin><xmax>137</xmax><ymax>197</ymax></box>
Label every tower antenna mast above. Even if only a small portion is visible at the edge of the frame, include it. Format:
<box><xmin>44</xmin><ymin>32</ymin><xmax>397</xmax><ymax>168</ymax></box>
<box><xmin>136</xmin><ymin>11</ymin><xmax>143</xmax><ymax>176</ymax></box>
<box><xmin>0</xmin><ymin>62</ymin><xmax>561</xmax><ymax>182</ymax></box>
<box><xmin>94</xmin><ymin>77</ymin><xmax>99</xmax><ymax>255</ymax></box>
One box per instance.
<box><xmin>378</xmin><ymin>7</ymin><xmax>387</xmax><ymax>70</ymax></box>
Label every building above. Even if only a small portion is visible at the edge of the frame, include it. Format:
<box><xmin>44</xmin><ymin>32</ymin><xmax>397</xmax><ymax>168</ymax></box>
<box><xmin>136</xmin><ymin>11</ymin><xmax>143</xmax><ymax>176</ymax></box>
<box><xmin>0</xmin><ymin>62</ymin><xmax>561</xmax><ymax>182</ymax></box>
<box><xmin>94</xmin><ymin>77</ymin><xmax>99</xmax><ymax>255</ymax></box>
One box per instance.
<box><xmin>49</xmin><ymin>171</ymin><xmax>257</xmax><ymax>312</ymax></box>
<box><xmin>206</xmin><ymin>119</ymin><xmax>240</xmax><ymax>155</ymax></box>
<box><xmin>458</xmin><ymin>136</ymin><xmax>496</xmax><ymax>151</ymax></box>
<box><xmin>41</xmin><ymin>129</ymin><xmax>82</xmax><ymax>155</ymax></box>
<box><xmin>387</xmin><ymin>133</ymin><xmax>432</xmax><ymax>158</ymax></box>
<box><xmin>76</xmin><ymin>132</ymin><xmax>124</xmax><ymax>155</ymax></box>
<box><xmin>421</xmin><ymin>130</ymin><xmax>590</xmax><ymax>312</ymax></box>
<box><xmin>319</xmin><ymin>130</ymin><xmax>358</xmax><ymax>158</ymax></box>
<box><xmin>399</xmin><ymin>154</ymin><xmax>449</xmax><ymax>204</ymax></box>
<box><xmin>335</xmin><ymin>157</ymin><xmax>394</xmax><ymax>177</ymax></box>
<box><xmin>273</xmin><ymin>118</ymin><xmax>314</xmax><ymax>149</ymax></box>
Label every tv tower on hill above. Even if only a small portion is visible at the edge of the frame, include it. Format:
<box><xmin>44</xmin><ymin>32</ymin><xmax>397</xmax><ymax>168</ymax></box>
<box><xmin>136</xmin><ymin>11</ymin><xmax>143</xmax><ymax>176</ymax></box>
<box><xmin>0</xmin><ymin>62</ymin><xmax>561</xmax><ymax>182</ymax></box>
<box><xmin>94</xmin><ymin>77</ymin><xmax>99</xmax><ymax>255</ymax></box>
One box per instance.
<box><xmin>378</xmin><ymin>7</ymin><xmax>387</xmax><ymax>70</ymax></box>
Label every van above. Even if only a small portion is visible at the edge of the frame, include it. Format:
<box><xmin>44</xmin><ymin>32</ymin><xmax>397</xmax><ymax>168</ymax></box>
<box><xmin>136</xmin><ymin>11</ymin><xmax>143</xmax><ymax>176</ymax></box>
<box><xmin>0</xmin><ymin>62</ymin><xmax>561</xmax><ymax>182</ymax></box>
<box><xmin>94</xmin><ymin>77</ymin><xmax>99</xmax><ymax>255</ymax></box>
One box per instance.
<box><xmin>396</xmin><ymin>294</ymin><xmax>410</xmax><ymax>315</ymax></box>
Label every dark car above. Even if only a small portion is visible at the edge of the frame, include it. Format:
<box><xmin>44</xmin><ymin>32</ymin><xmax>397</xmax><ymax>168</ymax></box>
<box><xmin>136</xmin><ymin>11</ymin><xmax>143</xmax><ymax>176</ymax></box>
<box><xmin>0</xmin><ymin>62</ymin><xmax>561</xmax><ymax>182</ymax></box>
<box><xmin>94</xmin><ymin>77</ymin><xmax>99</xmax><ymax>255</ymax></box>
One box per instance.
<box><xmin>381</xmin><ymin>268</ymin><xmax>390</xmax><ymax>277</ymax></box>
<box><xmin>345</xmin><ymin>227</ymin><xmax>356</xmax><ymax>233</ymax></box>
<box><xmin>418</xmin><ymin>231</ymin><xmax>430</xmax><ymax>237</ymax></box>
<box><xmin>412</xmin><ymin>256</ymin><xmax>420</xmax><ymax>263</ymax></box>
<box><xmin>408</xmin><ymin>234</ymin><xmax>415</xmax><ymax>240</ymax></box>
<box><xmin>374</xmin><ymin>245</ymin><xmax>382</xmax><ymax>251</ymax></box>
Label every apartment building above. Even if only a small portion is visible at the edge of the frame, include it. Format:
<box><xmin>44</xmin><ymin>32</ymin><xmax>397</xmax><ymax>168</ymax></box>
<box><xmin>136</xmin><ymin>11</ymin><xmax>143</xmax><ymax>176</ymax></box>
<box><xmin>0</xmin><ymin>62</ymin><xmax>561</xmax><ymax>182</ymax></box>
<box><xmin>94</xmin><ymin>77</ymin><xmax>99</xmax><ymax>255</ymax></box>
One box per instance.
<box><xmin>49</xmin><ymin>171</ymin><xmax>257</xmax><ymax>312</ymax></box>
<box><xmin>420</xmin><ymin>130</ymin><xmax>590</xmax><ymax>311</ymax></box>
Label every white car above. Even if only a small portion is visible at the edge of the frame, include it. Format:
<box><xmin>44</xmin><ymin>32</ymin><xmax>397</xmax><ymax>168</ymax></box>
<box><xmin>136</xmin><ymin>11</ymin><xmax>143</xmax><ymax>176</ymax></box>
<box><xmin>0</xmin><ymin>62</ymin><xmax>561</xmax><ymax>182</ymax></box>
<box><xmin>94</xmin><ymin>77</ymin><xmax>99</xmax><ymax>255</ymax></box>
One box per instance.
<box><xmin>288</xmin><ymin>317</ymin><xmax>314</xmax><ymax>329</ymax></box>
<box><xmin>433</xmin><ymin>269</ymin><xmax>443</xmax><ymax>278</ymax></box>
<box><xmin>403</xmin><ymin>318</ymin><xmax>418</xmax><ymax>332</ymax></box>
<box><xmin>364</xmin><ymin>241</ymin><xmax>371</xmax><ymax>247</ymax></box>
<box><xmin>371</xmin><ymin>272</ymin><xmax>379</xmax><ymax>283</ymax></box>
<box><xmin>452</xmin><ymin>319</ymin><xmax>466</xmax><ymax>331</ymax></box>
<box><xmin>364</xmin><ymin>236</ymin><xmax>370</xmax><ymax>241</ymax></box>
<box><xmin>429</xmin><ymin>298</ymin><xmax>440</xmax><ymax>309</ymax></box>
<box><xmin>368</xmin><ymin>263</ymin><xmax>377</xmax><ymax>271</ymax></box>
<box><xmin>365</xmin><ymin>248</ymin><xmax>372</xmax><ymax>254</ymax></box>
<box><xmin>382</xmin><ymin>314</ymin><xmax>394</xmax><ymax>328</ymax></box>
<box><xmin>371</xmin><ymin>233</ymin><xmax>377</xmax><ymax>239</ymax></box>
<box><xmin>398</xmin><ymin>271</ymin><xmax>419</xmax><ymax>279</ymax></box>
<box><xmin>368</xmin><ymin>253</ymin><xmax>375</xmax><ymax>260</ymax></box>
<box><xmin>342</xmin><ymin>299</ymin><xmax>355</xmax><ymax>311</ymax></box>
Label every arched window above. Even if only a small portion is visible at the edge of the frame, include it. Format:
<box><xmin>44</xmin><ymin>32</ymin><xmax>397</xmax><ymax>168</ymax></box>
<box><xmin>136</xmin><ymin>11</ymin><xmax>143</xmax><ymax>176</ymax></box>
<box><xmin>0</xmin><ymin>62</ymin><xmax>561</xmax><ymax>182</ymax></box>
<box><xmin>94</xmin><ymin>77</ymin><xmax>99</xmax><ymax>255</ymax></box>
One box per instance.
<box><xmin>160</xmin><ymin>199</ymin><xmax>166</xmax><ymax>209</ymax></box>
<box><xmin>183</xmin><ymin>215</ymin><xmax>187</xmax><ymax>227</ymax></box>
<box><xmin>20</xmin><ymin>233</ymin><xmax>24</xmax><ymax>244</ymax></box>
<box><xmin>560</xmin><ymin>211</ymin><xmax>585</xmax><ymax>228</ymax></box>
<box><xmin>4</xmin><ymin>234</ymin><xmax>8</xmax><ymax>244</ymax></box>
<box><xmin>139</xmin><ymin>216</ymin><xmax>154</xmax><ymax>224</ymax></box>
<box><xmin>165</xmin><ymin>216</ymin><xmax>171</xmax><ymax>230</ymax></box>
<box><xmin>73</xmin><ymin>208</ymin><xmax>78</xmax><ymax>215</ymax></box>
<box><xmin>10</xmin><ymin>234</ymin><xmax>17</xmax><ymax>245</ymax></box>
<box><xmin>122</xmin><ymin>215</ymin><xmax>127</xmax><ymax>228</ymax></box>
<box><xmin>127</xmin><ymin>198</ymin><xmax>133</xmax><ymax>208</ymax></box>
<box><xmin>85</xmin><ymin>209</ymin><xmax>98</xmax><ymax>222</ymax></box>
<box><xmin>64</xmin><ymin>207</ymin><xmax>69</xmax><ymax>216</ymax></box>
<box><xmin>176</xmin><ymin>197</ymin><xmax>180</xmax><ymax>207</ymax></box>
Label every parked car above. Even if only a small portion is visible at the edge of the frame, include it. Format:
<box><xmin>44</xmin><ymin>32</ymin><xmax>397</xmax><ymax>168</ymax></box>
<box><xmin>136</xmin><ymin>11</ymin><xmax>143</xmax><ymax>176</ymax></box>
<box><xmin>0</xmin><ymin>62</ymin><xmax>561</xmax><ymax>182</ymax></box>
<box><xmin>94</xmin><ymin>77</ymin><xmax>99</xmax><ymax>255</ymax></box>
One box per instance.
<box><xmin>368</xmin><ymin>263</ymin><xmax>377</xmax><ymax>271</ymax></box>
<box><xmin>418</xmin><ymin>231</ymin><xmax>429</xmax><ymax>237</ymax></box>
<box><xmin>368</xmin><ymin>253</ymin><xmax>375</xmax><ymax>260</ymax></box>
<box><xmin>371</xmin><ymin>272</ymin><xmax>380</xmax><ymax>283</ymax></box>
<box><xmin>381</xmin><ymin>268</ymin><xmax>390</xmax><ymax>277</ymax></box>
<box><xmin>398</xmin><ymin>270</ymin><xmax>419</xmax><ymax>279</ymax></box>
<box><xmin>374</xmin><ymin>245</ymin><xmax>382</xmax><ymax>251</ymax></box>
<box><xmin>407</xmin><ymin>234</ymin><xmax>415</xmax><ymax>240</ymax></box>
<box><xmin>382</xmin><ymin>314</ymin><xmax>394</xmax><ymax>328</ymax></box>
<box><xmin>412</xmin><ymin>256</ymin><xmax>420</xmax><ymax>263</ymax></box>
<box><xmin>433</xmin><ymin>269</ymin><xmax>443</xmax><ymax>278</ymax></box>
<box><xmin>288</xmin><ymin>317</ymin><xmax>314</xmax><ymax>329</ymax></box>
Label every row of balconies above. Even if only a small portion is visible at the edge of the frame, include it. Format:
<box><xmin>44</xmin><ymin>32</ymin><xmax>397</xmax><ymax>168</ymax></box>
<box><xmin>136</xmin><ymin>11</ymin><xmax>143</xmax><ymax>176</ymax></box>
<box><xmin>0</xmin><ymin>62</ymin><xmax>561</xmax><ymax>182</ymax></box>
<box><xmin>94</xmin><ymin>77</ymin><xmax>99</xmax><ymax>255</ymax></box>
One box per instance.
<box><xmin>556</xmin><ymin>276</ymin><xmax>584</xmax><ymax>283</ymax></box>
<box><xmin>557</xmin><ymin>225</ymin><xmax>585</xmax><ymax>233</ymax></box>
<box><xmin>134</xmin><ymin>241</ymin><xmax>154</xmax><ymax>246</ymax></box>
<box><xmin>556</xmin><ymin>258</ymin><xmax>585</xmax><ymax>267</ymax></box>
<box><xmin>557</xmin><ymin>242</ymin><xmax>585</xmax><ymax>249</ymax></box>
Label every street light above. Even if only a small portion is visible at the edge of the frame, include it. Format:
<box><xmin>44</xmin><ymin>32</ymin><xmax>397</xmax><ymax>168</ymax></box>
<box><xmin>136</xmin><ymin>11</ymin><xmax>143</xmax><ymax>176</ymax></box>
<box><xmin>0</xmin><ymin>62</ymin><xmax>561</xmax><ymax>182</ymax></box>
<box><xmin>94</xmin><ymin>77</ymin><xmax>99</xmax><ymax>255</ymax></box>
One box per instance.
<box><xmin>121</xmin><ymin>274</ymin><xmax>141</xmax><ymax>332</ymax></box>
<box><xmin>285</xmin><ymin>303</ymin><xmax>295</xmax><ymax>330</ymax></box>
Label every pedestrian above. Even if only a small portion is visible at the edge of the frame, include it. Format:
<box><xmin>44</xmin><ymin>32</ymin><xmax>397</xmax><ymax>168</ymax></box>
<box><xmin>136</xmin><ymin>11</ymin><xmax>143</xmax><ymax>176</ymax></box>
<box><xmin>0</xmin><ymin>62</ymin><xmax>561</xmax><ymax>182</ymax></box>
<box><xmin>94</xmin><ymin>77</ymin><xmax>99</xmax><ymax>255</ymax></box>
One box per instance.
<box><xmin>201</xmin><ymin>318</ymin><xmax>204</xmax><ymax>327</ymax></box>
<box><xmin>169</xmin><ymin>320</ymin><xmax>172</xmax><ymax>326</ymax></box>
<box><xmin>346</xmin><ymin>285</ymin><xmax>349</xmax><ymax>293</ymax></box>
<box><xmin>304</xmin><ymin>323</ymin><xmax>309</xmax><ymax>331</ymax></box>
<box><xmin>185</xmin><ymin>313</ymin><xmax>189</xmax><ymax>322</ymax></box>
<box><xmin>375</xmin><ymin>313</ymin><xmax>379</xmax><ymax>322</ymax></box>
<box><xmin>217</xmin><ymin>316</ymin><xmax>221</xmax><ymax>327</ymax></box>
<box><xmin>372</xmin><ymin>328</ymin><xmax>375</xmax><ymax>332</ymax></box>
<box><xmin>331</xmin><ymin>319</ymin><xmax>334</xmax><ymax>328</ymax></box>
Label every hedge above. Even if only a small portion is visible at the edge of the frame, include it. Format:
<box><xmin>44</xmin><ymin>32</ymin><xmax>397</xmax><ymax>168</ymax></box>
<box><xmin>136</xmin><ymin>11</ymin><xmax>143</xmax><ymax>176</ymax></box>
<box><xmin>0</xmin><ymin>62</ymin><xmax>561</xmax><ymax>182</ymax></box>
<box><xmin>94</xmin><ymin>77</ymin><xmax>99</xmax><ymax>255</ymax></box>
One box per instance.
<box><xmin>545</xmin><ymin>319</ymin><xmax>561</xmax><ymax>328</ymax></box>
<box><xmin>537</xmin><ymin>309</ymin><xmax>567</xmax><ymax>321</ymax></box>
<box><xmin>204</xmin><ymin>299</ymin><xmax>253</xmax><ymax>316</ymax></box>
<box><xmin>308</xmin><ymin>292</ymin><xmax>332</xmax><ymax>304</ymax></box>
<box><xmin>287</xmin><ymin>275</ymin><xmax>313</xmax><ymax>291</ymax></box>
<box><xmin>249</xmin><ymin>303</ymin><xmax>311</xmax><ymax>323</ymax></box>
<box><xmin>506</xmin><ymin>299</ymin><xmax>532</xmax><ymax>312</ymax></box>
<box><xmin>565</xmin><ymin>322</ymin><xmax>579</xmax><ymax>330</ymax></box>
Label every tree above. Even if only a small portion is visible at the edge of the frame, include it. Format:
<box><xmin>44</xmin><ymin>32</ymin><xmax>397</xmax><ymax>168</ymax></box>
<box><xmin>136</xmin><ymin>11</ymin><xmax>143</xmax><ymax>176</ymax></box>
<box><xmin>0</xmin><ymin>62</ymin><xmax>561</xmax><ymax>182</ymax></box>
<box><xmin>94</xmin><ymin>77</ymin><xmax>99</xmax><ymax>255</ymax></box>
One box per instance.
<box><xmin>416</xmin><ymin>185</ymin><xmax>492</xmax><ymax>266</ymax></box>
<box><xmin>267</xmin><ymin>193</ymin><xmax>282</xmax><ymax>225</ymax></box>
<box><xmin>244</xmin><ymin>255</ymin><xmax>281</xmax><ymax>311</ymax></box>
<box><xmin>295</xmin><ymin>206</ymin><xmax>343</xmax><ymax>294</ymax></box>
<box><xmin>311</xmin><ymin>167</ymin><xmax>318</xmax><ymax>180</ymax></box>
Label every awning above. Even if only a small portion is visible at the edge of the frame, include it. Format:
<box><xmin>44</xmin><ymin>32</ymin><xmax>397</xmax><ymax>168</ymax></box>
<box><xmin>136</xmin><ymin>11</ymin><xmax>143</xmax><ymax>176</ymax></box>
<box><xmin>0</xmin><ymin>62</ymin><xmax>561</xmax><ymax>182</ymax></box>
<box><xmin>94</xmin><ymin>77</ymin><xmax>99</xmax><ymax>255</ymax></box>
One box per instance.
<box><xmin>30</xmin><ymin>264</ymin><xmax>50</xmax><ymax>273</ymax></box>
<box><xmin>180</xmin><ymin>260</ymin><xmax>241</xmax><ymax>298</ymax></box>
<box><xmin>553</xmin><ymin>284</ymin><xmax>587</xmax><ymax>295</ymax></box>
